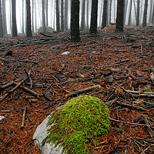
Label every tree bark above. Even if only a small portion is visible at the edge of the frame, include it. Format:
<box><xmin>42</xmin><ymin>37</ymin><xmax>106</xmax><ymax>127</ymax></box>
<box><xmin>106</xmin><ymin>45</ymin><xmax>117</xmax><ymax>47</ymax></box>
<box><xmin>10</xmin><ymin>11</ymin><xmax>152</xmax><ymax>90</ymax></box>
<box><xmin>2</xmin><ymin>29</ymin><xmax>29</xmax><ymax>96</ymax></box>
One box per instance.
<box><xmin>61</xmin><ymin>0</ymin><xmax>64</xmax><ymax>31</ymax></box>
<box><xmin>56</xmin><ymin>0</ymin><xmax>60</xmax><ymax>32</ymax></box>
<box><xmin>2</xmin><ymin>0</ymin><xmax>7</xmax><ymax>35</ymax></box>
<box><xmin>0</xmin><ymin>0</ymin><xmax>3</xmax><ymax>38</ymax></box>
<box><xmin>128</xmin><ymin>0</ymin><xmax>132</xmax><ymax>26</ymax></box>
<box><xmin>116</xmin><ymin>0</ymin><xmax>124</xmax><ymax>31</ymax></box>
<box><xmin>26</xmin><ymin>0</ymin><xmax>32</xmax><ymax>37</ymax></box>
<box><xmin>64</xmin><ymin>0</ymin><xmax>68</xmax><ymax>31</ymax></box>
<box><xmin>71</xmin><ymin>0</ymin><xmax>80</xmax><ymax>42</ymax></box>
<box><xmin>136</xmin><ymin>0</ymin><xmax>140</xmax><ymax>26</ymax></box>
<box><xmin>42</xmin><ymin>0</ymin><xmax>46</xmax><ymax>32</ymax></box>
<box><xmin>12</xmin><ymin>0</ymin><xmax>17</xmax><ymax>37</ymax></box>
<box><xmin>90</xmin><ymin>0</ymin><xmax>98</xmax><ymax>34</ymax></box>
<box><xmin>81</xmin><ymin>0</ymin><xmax>86</xmax><ymax>29</ymax></box>
<box><xmin>124</xmin><ymin>0</ymin><xmax>128</xmax><ymax>25</ymax></box>
<box><xmin>152</xmin><ymin>2</ymin><xmax>154</xmax><ymax>24</ymax></box>
<box><xmin>142</xmin><ymin>0</ymin><xmax>148</xmax><ymax>27</ymax></box>
<box><xmin>86</xmin><ymin>0</ymin><xmax>89</xmax><ymax>28</ymax></box>
<box><xmin>46</xmin><ymin>0</ymin><xmax>48</xmax><ymax>26</ymax></box>
<box><xmin>101</xmin><ymin>0</ymin><xmax>108</xmax><ymax>29</ymax></box>
<box><xmin>22</xmin><ymin>0</ymin><xmax>24</xmax><ymax>34</ymax></box>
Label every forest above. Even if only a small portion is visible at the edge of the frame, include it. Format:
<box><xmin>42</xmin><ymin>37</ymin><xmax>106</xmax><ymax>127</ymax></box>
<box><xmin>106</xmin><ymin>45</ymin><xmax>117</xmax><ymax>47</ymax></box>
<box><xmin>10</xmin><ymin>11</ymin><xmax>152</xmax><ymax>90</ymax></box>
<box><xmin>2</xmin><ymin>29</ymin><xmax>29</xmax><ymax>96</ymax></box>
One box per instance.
<box><xmin>0</xmin><ymin>0</ymin><xmax>154</xmax><ymax>154</ymax></box>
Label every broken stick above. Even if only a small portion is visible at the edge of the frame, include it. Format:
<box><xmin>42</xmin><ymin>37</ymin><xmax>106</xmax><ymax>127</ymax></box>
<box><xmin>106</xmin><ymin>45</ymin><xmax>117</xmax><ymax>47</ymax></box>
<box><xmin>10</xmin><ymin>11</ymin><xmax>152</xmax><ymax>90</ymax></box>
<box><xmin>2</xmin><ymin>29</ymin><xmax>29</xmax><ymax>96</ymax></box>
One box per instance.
<box><xmin>65</xmin><ymin>85</ymin><xmax>101</xmax><ymax>98</ymax></box>
<box><xmin>21</xmin><ymin>106</ymin><xmax>27</xmax><ymax>127</ymax></box>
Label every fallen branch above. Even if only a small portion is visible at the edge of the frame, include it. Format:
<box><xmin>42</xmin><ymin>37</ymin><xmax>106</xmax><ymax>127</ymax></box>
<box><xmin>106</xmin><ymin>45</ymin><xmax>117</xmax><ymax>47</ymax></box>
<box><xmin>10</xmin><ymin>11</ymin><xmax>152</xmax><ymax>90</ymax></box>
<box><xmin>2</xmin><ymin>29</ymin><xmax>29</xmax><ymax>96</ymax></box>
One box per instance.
<box><xmin>116</xmin><ymin>101</ymin><xmax>147</xmax><ymax>111</ymax></box>
<box><xmin>21</xmin><ymin>106</ymin><xmax>27</xmax><ymax>127</ymax></box>
<box><xmin>65</xmin><ymin>85</ymin><xmax>101</xmax><ymax>98</ymax></box>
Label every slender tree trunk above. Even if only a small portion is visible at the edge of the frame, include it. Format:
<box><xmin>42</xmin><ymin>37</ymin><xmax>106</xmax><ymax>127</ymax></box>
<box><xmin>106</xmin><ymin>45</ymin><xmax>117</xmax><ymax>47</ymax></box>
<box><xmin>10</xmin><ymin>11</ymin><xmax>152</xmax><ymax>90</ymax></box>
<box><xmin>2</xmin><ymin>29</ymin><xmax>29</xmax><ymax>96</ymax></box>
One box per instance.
<box><xmin>81</xmin><ymin>0</ymin><xmax>86</xmax><ymax>29</ymax></box>
<box><xmin>116</xmin><ymin>0</ymin><xmax>124</xmax><ymax>31</ymax></box>
<box><xmin>42</xmin><ymin>0</ymin><xmax>46</xmax><ymax>32</ymax></box>
<box><xmin>64</xmin><ymin>0</ymin><xmax>68</xmax><ymax>31</ymax></box>
<box><xmin>149</xmin><ymin>0</ymin><xmax>153</xmax><ymax>23</ymax></box>
<box><xmin>87</xmin><ymin>0</ymin><xmax>89</xmax><ymax>28</ymax></box>
<box><xmin>128</xmin><ymin>0</ymin><xmax>132</xmax><ymax>26</ymax></box>
<box><xmin>31</xmin><ymin>0</ymin><xmax>34</xmax><ymax>34</ymax></box>
<box><xmin>90</xmin><ymin>0</ymin><xmax>98</xmax><ymax>34</ymax></box>
<box><xmin>12</xmin><ymin>0</ymin><xmax>17</xmax><ymax>36</ymax></box>
<box><xmin>0</xmin><ymin>0</ymin><xmax>3</xmax><ymax>38</ymax></box>
<box><xmin>56</xmin><ymin>0</ymin><xmax>60</xmax><ymax>32</ymax></box>
<box><xmin>152</xmin><ymin>2</ymin><xmax>154</xmax><ymax>24</ymax></box>
<box><xmin>71</xmin><ymin>0</ymin><xmax>80</xmax><ymax>42</ymax></box>
<box><xmin>133</xmin><ymin>0</ymin><xmax>137</xmax><ymax>21</ymax></box>
<box><xmin>22</xmin><ymin>0</ymin><xmax>24</xmax><ymax>34</ymax></box>
<box><xmin>2</xmin><ymin>0</ymin><xmax>7</xmax><ymax>35</ymax></box>
<box><xmin>136</xmin><ymin>0</ymin><xmax>140</xmax><ymax>26</ymax></box>
<box><xmin>142</xmin><ymin>0</ymin><xmax>148</xmax><ymax>27</ymax></box>
<box><xmin>124</xmin><ymin>0</ymin><xmax>128</xmax><ymax>25</ymax></box>
<box><xmin>109</xmin><ymin>0</ymin><xmax>112</xmax><ymax>23</ymax></box>
<box><xmin>35</xmin><ymin>0</ymin><xmax>37</xmax><ymax>32</ymax></box>
<box><xmin>26</xmin><ymin>0</ymin><xmax>32</xmax><ymax>37</ymax></box>
<box><xmin>101</xmin><ymin>0</ymin><xmax>108</xmax><ymax>29</ymax></box>
<box><xmin>46</xmin><ymin>0</ymin><xmax>48</xmax><ymax>26</ymax></box>
<box><xmin>61</xmin><ymin>0</ymin><xmax>64</xmax><ymax>31</ymax></box>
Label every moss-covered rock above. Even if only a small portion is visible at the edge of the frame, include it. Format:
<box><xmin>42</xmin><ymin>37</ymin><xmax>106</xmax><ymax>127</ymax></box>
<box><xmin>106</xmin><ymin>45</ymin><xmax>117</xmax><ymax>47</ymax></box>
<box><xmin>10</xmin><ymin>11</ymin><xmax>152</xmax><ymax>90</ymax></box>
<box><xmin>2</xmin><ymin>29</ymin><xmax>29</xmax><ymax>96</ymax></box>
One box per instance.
<box><xmin>42</xmin><ymin>95</ymin><xmax>110</xmax><ymax>154</ymax></box>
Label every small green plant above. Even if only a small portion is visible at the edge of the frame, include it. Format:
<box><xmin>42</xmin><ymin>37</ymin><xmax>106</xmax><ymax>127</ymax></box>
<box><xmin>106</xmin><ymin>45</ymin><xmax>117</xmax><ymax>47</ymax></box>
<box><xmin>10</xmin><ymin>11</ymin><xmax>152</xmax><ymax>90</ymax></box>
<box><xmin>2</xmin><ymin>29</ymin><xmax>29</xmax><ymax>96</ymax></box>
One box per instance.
<box><xmin>42</xmin><ymin>95</ymin><xmax>110</xmax><ymax>154</ymax></box>
<box><xmin>144</xmin><ymin>87</ymin><xmax>152</xmax><ymax>92</ymax></box>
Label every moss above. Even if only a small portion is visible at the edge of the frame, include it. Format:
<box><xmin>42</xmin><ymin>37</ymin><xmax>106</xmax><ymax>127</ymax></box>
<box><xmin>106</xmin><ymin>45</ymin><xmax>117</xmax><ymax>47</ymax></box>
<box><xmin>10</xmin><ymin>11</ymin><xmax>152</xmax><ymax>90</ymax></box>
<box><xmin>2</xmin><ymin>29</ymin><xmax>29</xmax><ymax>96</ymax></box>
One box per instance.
<box><xmin>42</xmin><ymin>95</ymin><xmax>110</xmax><ymax>154</ymax></box>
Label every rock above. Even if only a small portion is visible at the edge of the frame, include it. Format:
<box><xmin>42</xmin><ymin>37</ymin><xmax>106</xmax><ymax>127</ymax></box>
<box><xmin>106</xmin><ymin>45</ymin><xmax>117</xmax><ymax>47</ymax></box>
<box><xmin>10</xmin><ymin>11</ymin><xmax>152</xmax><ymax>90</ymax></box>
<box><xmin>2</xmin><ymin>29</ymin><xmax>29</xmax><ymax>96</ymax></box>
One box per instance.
<box><xmin>61</xmin><ymin>51</ymin><xmax>70</xmax><ymax>55</ymax></box>
<box><xmin>33</xmin><ymin>113</ymin><xmax>64</xmax><ymax>154</ymax></box>
<box><xmin>0</xmin><ymin>116</ymin><xmax>4</xmax><ymax>120</ymax></box>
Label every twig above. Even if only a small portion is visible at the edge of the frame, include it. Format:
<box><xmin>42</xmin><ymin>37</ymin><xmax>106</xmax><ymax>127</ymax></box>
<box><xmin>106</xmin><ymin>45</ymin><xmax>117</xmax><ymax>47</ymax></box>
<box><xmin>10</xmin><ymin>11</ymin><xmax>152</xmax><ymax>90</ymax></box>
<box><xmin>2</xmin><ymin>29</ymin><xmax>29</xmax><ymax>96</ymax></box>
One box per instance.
<box><xmin>21</xmin><ymin>106</ymin><xmax>27</xmax><ymax>127</ymax></box>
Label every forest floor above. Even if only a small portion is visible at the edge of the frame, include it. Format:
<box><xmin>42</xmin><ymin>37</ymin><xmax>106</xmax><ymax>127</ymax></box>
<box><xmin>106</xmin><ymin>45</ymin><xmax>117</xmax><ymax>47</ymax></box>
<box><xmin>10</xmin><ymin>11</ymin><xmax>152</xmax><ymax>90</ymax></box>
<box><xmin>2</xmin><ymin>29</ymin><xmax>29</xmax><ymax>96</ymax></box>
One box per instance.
<box><xmin>0</xmin><ymin>25</ymin><xmax>154</xmax><ymax>154</ymax></box>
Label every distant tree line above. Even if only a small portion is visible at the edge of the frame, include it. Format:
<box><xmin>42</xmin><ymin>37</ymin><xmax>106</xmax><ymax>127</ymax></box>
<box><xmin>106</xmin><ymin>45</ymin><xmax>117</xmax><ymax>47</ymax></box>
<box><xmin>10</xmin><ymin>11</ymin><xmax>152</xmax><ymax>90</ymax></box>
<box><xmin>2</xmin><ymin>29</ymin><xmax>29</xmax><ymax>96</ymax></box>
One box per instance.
<box><xmin>0</xmin><ymin>0</ymin><xmax>153</xmax><ymax>41</ymax></box>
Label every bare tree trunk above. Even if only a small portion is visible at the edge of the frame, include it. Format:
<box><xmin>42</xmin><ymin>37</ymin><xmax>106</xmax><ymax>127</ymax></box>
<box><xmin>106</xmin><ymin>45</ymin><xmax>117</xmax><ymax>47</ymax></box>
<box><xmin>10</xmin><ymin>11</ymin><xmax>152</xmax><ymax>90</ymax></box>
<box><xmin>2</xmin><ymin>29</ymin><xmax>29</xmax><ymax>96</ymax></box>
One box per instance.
<box><xmin>136</xmin><ymin>0</ymin><xmax>140</xmax><ymax>26</ymax></box>
<box><xmin>128</xmin><ymin>0</ymin><xmax>132</xmax><ymax>26</ymax></box>
<box><xmin>64</xmin><ymin>0</ymin><xmax>68</xmax><ymax>31</ymax></box>
<box><xmin>35</xmin><ymin>0</ymin><xmax>37</xmax><ymax>32</ymax></box>
<box><xmin>61</xmin><ymin>0</ymin><xmax>64</xmax><ymax>31</ymax></box>
<box><xmin>26</xmin><ymin>0</ymin><xmax>32</xmax><ymax>37</ymax></box>
<box><xmin>2</xmin><ymin>0</ymin><xmax>7</xmax><ymax>35</ymax></box>
<box><xmin>124</xmin><ymin>0</ymin><xmax>128</xmax><ymax>25</ymax></box>
<box><xmin>101</xmin><ymin>0</ymin><xmax>108</xmax><ymax>29</ymax></box>
<box><xmin>149</xmin><ymin>0</ymin><xmax>153</xmax><ymax>23</ymax></box>
<box><xmin>31</xmin><ymin>0</ymin><xmax>34</xmax><ymax>34</ymax></box>
<box><xmin>71</xmin><ymin>0</ymin><xmax>80</xmax><ymax>42</ymax></box>
<box><xmin>0</xmin><ymin>0</ymin><xmax>3</xmax><ymax>38</ymax></box>
<box><xmin>109</xmin><ymin>0</ymin><xmax>112</xmax><ymax>23</ymax></box>
<box><xmin>133</xmin><ymin>0</ymin><xmax>137</xmax><ymax>21</ymax></box>
<box><xmin>116</xmin><ymin>0</ymin><xmax>124</xmax><ymax>31</ymax></box>
<box><xmin>42</xmin><ymin>0</ymin><xmax>46</xmax><ymax>32</ymax></box>
<box><xmin>90</xmin><ymin>0</ymin><xmax>98</xmax><ymax>34</ymax></box>
<box><xmin>12</xmin><ymin>0</ymin><xmax>17</xmax><ymax>37</ymax></box>
<box><xmin>46</xmin><ymin>0</ymin><xmax>48</xmax><ymax>26</ymax></box>
<box><xmin>22</xmin><ymin>0</ymin><xmax>24</xmax><ymax>34</ymax></box>
<box><xmin>86</xmin><ymin>0</ymin><xmax>89</xmax><ymax>28</ymax></box>
<box><xmin>152</xmin><ymin>2</ymin><xmax>154</xmax><ymax>24</ymax></box>
<box><xmin>81</xmin><ymin>0</ymin><xmax>86</xmax><ymax>29</ymax></box>
<box><xmin>142</xmin><ymin>0</ymin><xmax>148</xmax><ymax>27</ymax></box>
<box><xmin>56</xmin><ymin>0</ymin><xmax>60</xmax><ymax>32</ymax></box>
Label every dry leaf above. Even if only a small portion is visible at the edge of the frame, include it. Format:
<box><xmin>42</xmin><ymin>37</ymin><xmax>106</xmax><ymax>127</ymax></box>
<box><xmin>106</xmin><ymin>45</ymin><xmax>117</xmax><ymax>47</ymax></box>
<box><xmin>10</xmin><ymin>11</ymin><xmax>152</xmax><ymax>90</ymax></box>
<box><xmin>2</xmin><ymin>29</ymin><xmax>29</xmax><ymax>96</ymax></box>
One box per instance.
<box><xmin>133</xmin><ymin>99</ymin><xmax>144</xmax><ymax>105</ymax></box>
<box><xmin>115</xmin><ymin>86</ymin><xmax>124</xmax><ymax>96</ymax></box>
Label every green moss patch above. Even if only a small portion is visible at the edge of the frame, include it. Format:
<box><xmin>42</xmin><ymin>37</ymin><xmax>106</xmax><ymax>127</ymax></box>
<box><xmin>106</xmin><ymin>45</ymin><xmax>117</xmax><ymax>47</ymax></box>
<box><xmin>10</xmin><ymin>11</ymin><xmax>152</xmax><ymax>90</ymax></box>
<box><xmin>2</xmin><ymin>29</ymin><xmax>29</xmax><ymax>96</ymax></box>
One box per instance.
<box><xmin>42</xmin><ymin>95</ymin><xmax>110</xmax><ymax>154</ymax></box>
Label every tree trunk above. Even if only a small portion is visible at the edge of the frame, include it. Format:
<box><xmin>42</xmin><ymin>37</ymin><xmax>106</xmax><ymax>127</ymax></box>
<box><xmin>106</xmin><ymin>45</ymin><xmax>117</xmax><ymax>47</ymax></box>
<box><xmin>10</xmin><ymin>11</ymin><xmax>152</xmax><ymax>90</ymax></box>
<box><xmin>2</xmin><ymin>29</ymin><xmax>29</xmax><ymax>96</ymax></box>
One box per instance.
<box><xmin>12</xmin><ymin>0</ymin><xmax>17</xmax><ymax>37</ymax></box>
<box><xmin>109</xmin><ymin>0</ymin><xmax>112</xmax><ymax>24</ymax></box>
<box><xmin>31</xmin><ymin>0</ymin><xmax>34</xmax><ymax>34</ymax></box>
<box><xmin>64</xmin><ymin>0</ymin><xmax>68</xmax><ymax>31</ymax></box>
<box><xmin>26</xmin><ymin>0</ymin><xmax>32</xmax><ymax>37</ymax></box>
<box><xmin>116</xmin><ymin>0</ymin><xmax>124</xmax><ymax>31</ymax></box>
<box><xmin>124</xmin><ymin>0</ymin><xmax>128</xmax><ymax>25</ymax></box>
<box><xmin>2</xmin><ymin>0</ymin><xmax>7</xmax><ymax>35</ymax></box>
<box><xmin>71</xmin><ymin>0</ymin><xmax>80</xmax><ymax>42</ymax></box>
<box><xmin>46</xmin><ymin>0</ymin><xmax>48</xmax><ymax>26</ymax></box>
<box><xmin>0</xmin><ymin>0</ymin><xmax>3</xmax><ymax>38</ymax></box>
<box><xmin>42</xmin><ymin>0</ymin><xmax>46</xmax><ymax>32</ymax></box>
<box><xmin>56</xmin><ymin>0</ymin><xmax>60</xmax><ymax>32</ymax></box>
<box><xmin>101</xmin><ymin>0</ymin><xmax>108</xmax><ymax>29</ymax></box>
<box><xmin>152</xmin><ymin>2</ymin><xmax>154</xmax><ymax>24</ymax></box>
<box><xmin>22</xmin><ymin>0</ymin><xmax>24</xmax><ymax>34</ymax></box>
<box><xmin>149</xmin><ymin>0</ymin><xmax>153</xmax><ymax>23</ymax></box>
<box><xmin>133</xmin><ymin>0</ymin><xmax>137</xmax><ymax>21</ymax></box>
<box><xmin>35</xmin><ymin>0</ymin><xmax>37</xmax><ymax>32</ymax></box>
<box><xmin>90</xmin><ymin>0</ymin><xmax>98</xmax><ymax>34</ymax></box>
<box><xmin>142</xmin><ymin>0</ymin><xmax>148</xmax><ymax>27</ymax></box>
<box><xmin>87</xmin><ymin>0</ymin><xmax>89</xmax><ymax>28</ymax></box>
<box><xmin>81</xmin><ymin>0</ymin><xmax>86</xmax><ymax>29</ymax></box>
<box><xmin>136</xmin><ymin>0</ymin><xmax>140</xmax><ymax>26</ymax></box>
<box><xmin>128</xmin><ymin>0</ymin><xmax>132</xmax><ymax>26</ymax></box>
<box><xmin>61</xmin><ymin>0</ymin><xmax>64</xmax><ymax>31</ymax></box>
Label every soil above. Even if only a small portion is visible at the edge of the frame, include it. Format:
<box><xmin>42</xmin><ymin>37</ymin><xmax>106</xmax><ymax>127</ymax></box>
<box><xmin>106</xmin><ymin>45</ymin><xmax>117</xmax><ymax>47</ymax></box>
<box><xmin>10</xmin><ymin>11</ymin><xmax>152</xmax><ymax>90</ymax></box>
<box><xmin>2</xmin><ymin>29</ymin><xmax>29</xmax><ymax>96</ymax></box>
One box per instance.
<box><xmin>0</xmin><ymin>25</ymin><xmax>154</xmax><ymax>154</ymax></box>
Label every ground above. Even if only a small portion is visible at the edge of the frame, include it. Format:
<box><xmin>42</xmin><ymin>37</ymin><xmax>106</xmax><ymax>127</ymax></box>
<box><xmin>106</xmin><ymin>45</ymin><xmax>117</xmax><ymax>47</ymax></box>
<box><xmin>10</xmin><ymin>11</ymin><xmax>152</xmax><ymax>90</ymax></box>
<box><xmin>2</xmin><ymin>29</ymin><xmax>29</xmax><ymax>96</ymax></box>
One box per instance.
<box><xmin>0</xmin><ymin>25</ymin><xmax>154</xmax><ymax>154</ymax></box>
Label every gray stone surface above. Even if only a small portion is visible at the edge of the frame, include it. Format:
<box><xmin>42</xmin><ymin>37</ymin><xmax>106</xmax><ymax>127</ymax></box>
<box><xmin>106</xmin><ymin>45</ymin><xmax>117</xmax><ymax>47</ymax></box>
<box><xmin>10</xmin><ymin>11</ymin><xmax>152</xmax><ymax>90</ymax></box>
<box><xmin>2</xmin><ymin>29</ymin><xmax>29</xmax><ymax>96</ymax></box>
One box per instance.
<box><xmin>33</xmin><ymin>113</ymin><xmax>64</xmax><ymax>154</ymax></box>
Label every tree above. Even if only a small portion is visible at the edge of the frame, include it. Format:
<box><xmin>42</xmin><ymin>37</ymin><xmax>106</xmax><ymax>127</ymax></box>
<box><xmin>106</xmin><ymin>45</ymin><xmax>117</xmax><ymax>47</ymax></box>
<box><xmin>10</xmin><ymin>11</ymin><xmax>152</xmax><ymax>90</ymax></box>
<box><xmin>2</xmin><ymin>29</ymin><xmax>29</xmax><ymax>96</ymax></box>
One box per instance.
<box><xmin>86</xmin><ymin>0</ymin><xmax>89</xmax><ymax>28</ymax></box>
<box><xmin>128</xmin><ymin>0</ymin><xmax>132</xmax><ymax>26</ymax></box>
<box><xmin>109</xmin><ymin>0</ymin><xmax>112</xmax><ymax>24</ymax></box>
<box><xmin>26</xmin><ymin>0</ymin><xmax>32</xmax><ymax>37</ymax></box>
<box><xmin>136</xmin><ymin>0</ymin><xmax>140</xmax><ymax>26</ymax></box>
<box><xmin>90</xmin><ymin>0</ymin><xmax>98</xmax><ymax>34</ymax></box>
<box><xmin>22</xmin><ymin>0</ymin><xmax>25</xmax><ymax>34</ymax></box>
<box><xmin>46</xmin><ymin>0</ymin><xmax>48</xmax><ymax>26</ymax></box>
<box><xmin>64</xmin><ymin>0</ymin><xmax>68</xmax><ymax>31</ymax></box>
<box><xmin>2</xmin><ymin>0</ymin><xmax>7</xmax><ymax>35</ymax></box>
<box><xmin>143</xmin><ymin>0</ymin><xmax>148</xmax><ymax>27</ymax></box>
<box><xmin>81</xmin><ymin>0</ymin><xmax>86</xmax><ymax>29</ymax></box>
<box><xmin>116</xmin><ymin>0</ymin><xmax>124</xmax><ymax>31</ymax></box>
<box><xmin>71</xmin><ymin>0</ymin><xmax>80</xmax><ymax>42</ymax></box>
<box><xmin>152</xmin><ymin>2</ymin><xmax>154</xmax><ymax>24</ymax></box>
<box><xmin>101</xmin><ymin>0</ymin><xmax>108</xmax><ymax>29</ymax></box>
<box><xmin>12</xmin><ymin>0</ymin><xmax>17</xmax><ymax>36</ymax></box>
<box><xmin>42</xmin><ymin>0</ymin><xmax>46</xmax><ymax>32</ymax></box>
<box><xmin>149</xmin><ymin>0</ymin><xmax>153</xmax><ymax>23</ymax></box>
<box><xmin>0</xmin><ymin>0</ymin><xmax>3</xmax><ymax>38</ymax></box>
<box><xmin>61</xmin><ymin>0</ymin><xmax>64</xmax><ymax>31</ymax></box>
<box><xmin>56</xmin><ymin>0</ymin><xmax>60</xmax><ymax>32</ymax></box>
